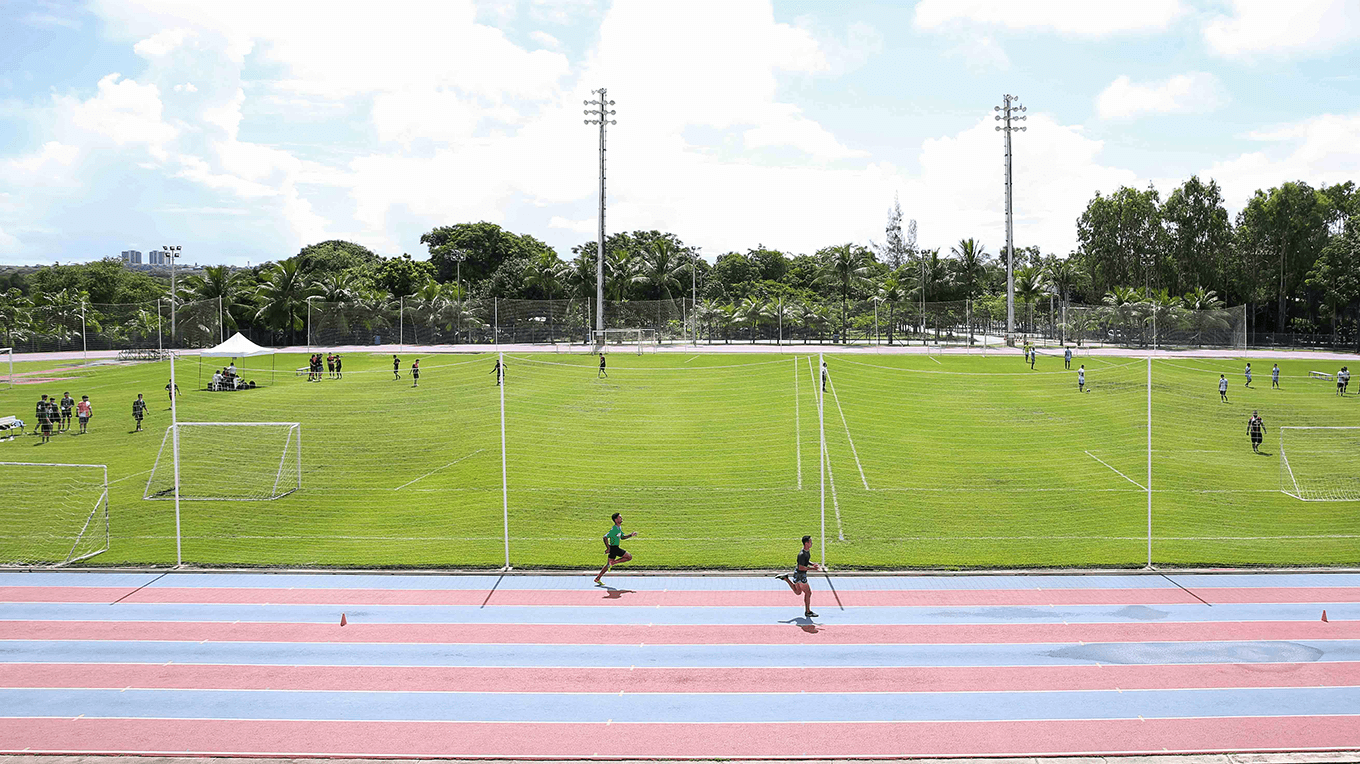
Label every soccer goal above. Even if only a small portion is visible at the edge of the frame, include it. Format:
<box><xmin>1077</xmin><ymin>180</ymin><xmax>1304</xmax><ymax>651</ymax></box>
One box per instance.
<box><xmin>592</xmin><ymin>329</ymin><xmax>659</xmax><ymax>355</ymax></box>
<box><xmin>145</xmin><ymin>422</ymin><xmax>302</xmax><ymax>501</ymax></box>
<box><xmin>1280</xmin><ymin>426</ymin><xmax>1360</xmax><ymax>501</ymax></box>
<box><xmin>0</xmin><ymin>347</ymin><xmax>11</xmax><ymax>389</ymax></box>
<box><xmin>0</xmin><ymin>462</ymin><xmax>109</xmax><ymax>566</ymax></box>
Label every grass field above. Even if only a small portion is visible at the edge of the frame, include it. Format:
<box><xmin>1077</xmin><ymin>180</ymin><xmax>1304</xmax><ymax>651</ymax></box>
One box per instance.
<box><xmin>1</xmin><ymin>349</ymin><xmax>1358</xmax><ymax>569</ymax></box>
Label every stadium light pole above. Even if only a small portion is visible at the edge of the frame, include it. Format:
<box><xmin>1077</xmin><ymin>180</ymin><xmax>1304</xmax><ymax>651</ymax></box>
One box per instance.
<box><xmin>994</xmin><ymin>96</ymin><xmax>1025</xmax><ymax>341</ymax></box>
<box><xmin>163</xmin><ymin>245</ymin><xmax>182</xmax><ymax>346</ymax></box>
<box><xmin>584</xmin><ymin>88</ymin><xmax>616</xmax><ymax>344</ymax></box>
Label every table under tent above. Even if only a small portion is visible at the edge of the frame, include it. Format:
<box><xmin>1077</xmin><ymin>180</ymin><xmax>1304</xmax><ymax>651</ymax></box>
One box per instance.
<box><xmin>197</xmin><ymin>333</ymin><xmax>277</xmax><ymax>390</ymax></box>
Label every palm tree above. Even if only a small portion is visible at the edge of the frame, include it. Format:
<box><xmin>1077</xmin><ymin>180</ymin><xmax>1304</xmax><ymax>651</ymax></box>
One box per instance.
<box><xmin>1101</xmin><ymin>286</ymin><xmax>1144</xmax><ymax>346</ymax></box>
<box><xmin>735</xmin><ymin>295</ymin><xmax>766</xmax><ymax>343</ymax></box>
<box><xmin>1043</xmin><ymin>258</ymin><xmax>1088</xmax><ymax>344</ymax></box>
<box><xmin>909</xmin><ymin>248</ymin><xmax>949</xmax><ymax>342</ymax></box>
<box><xmin>32</xmin><ymin>288</ymin><xmax>84</xmax><ymax>349</ymax></box>
<box><xmin>0</xmin><ymin>287</ymin><xmax>33</xmax><ymax>347</ymax></box>
<box><xmin>766</xmin><ymin>296</ymin><xmax>795</xmax><ymax>346</ymax></box>
<box><xmin>949</xmin><ymin>238</ymin><xmax>990</xmax><ymax>300</ymax></box>
<box><xmin>604</xmin><ymin>248</ymin><xmax>637</xmax><ymax>302</ymax></box>
<box><xmin>1014</xmin><ymin>265</ymin><xmax>1046</xmax><ymax>334</ymax></box>
<box><xmin>522</xmin><ymin>251</ymin><xmax>567</xmax><ymax>342</ymax></box>
<box><xmin>180</xmin><ymin>265</ymin><xmax>249</xmax><ymax>335</ymax></box>
<box><xmin>254</xmin><ymin>257</ymin><xmax>317</xmax><ymax>345</ymax></box>
<box><xmin>631</xmin><ymin>239</ymin><xmax>689</xmax><ymax>301</ymax></box>
<box><xmin>1182</xmin><ymin>286</ymin><xmax>1227</xmax><ymax>346</ymax></box>
<box><xmin>876</xmin><ymin>276</ymin><xmax>905</xmax><ymax>345</ymax></box>
<box><xmin>313</xmin><ymin>271</ymin><xmax>358</xmax><ymax>303</ymax></box>
<box><xmin>818</xmin><ymin>244</ymin><xmax>874</xmax><ymax>342</ymax></box>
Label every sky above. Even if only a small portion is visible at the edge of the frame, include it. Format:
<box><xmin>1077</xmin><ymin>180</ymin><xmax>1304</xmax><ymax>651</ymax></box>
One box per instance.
<box><xmin>1</xmin><ymin>0</ymin><xmax>1358</xmax><ymax>268</ymax></box>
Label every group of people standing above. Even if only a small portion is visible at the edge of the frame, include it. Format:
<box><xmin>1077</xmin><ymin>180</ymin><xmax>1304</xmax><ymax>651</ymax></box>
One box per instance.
<box><xmin>307</xmin><ymin>353</ymin><xmax>343</xmax><ymax>382</ymax></box>
<box><xmin>29</xmin><ymin>392</ymin><xmax>93</xmax><ymax>442</ymax></box>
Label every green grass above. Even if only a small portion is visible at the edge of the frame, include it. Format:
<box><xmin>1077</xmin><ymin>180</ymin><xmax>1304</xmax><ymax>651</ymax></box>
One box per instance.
<box><xmin>1</xmin><ymin>349</ymin><xmax>1357</xmax><ymax>569</ymax></box>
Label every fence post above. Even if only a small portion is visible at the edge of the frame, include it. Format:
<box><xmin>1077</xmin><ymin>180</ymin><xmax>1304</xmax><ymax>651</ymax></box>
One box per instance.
<box><xmin>398</xmin><ymin>296</ymin><xmax>404</xmax><ymax>352</ymax></box>
<box><xmin>81</xmin><ymin>300</ymin><xmax>87</xmax><ymax>362</ymax></box>
<box><xmin>494</xmin><ymin>297</ymin><xmax>499</xmax><ymax>348</ymax></box>
<box><xmin>157</xmin><ymin>298</ymin><xmax>163</xmax><ymax>356</ymax></box>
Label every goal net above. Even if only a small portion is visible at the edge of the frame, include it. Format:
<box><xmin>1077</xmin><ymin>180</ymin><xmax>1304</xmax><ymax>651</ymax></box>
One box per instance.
<box><xmin>0</xmin><ymin>462</ymin><xmax>109</xmax><ymax>566</ymax></box>
<box><xmin>1280</xmin><ymin>426</ymin><xmax>1360</xmax><ymax>501</ymax></box>
<box><xmin>0</xmin><ymin>347</ymin><xmax>11</xmax><ymax>389</ymax></box>
<box><xmin>145</xmin><ymin>422</ymin><xmax>302</xmax><ymax>501</ymax></box>
<box><xmin>592</xmin><ymin>329</ymin><xmax>659</xmax><ymax>354</ymax></box>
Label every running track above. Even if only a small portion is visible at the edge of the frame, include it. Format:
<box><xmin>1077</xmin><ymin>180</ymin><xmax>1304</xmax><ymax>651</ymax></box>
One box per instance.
<box><xmin>1</xmin><ymin>571</ymin><xmax>1358</xmax><ymax>759</ymax></box>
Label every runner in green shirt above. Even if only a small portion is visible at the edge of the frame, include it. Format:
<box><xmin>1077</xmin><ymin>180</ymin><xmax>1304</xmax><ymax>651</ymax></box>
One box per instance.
<box><xmin>594</xmin><ymin>512</ymin><xmax>638</xmax><ymax>585</ymax></box>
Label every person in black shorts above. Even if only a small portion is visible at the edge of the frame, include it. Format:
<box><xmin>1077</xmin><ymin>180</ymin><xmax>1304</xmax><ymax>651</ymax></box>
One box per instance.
<box><xmin>393</xmin><ymin>354</ymin><xmax>401</xmax><ymax>380</ymax></box>
<box><xmin>598</xmin><ymin>353</ymin><xmax>607</xmax><ymax>378</ymax></box>
<box><xmin>594</xmin><ymin>512</ymin><xmax>638</xmax><ymax>585</ymax></box>
<box><xmin>776</xmin><ymin>535</ymin><xmax>823</xmax><ymax>618</ymax></box>
<box><xmin>132</xmin><ymin>393</ymin><xmax>147</xmax><ymax>432</ymax></box>
<box><xmin>1247</xmin><ymin>410</ymin><xmax>1267</xmax><ymax>454</ymax></box>
<box><xmin>37</xmin><ymin>395</ymin><xmax>53</xmax><ymax>443</ymax></box>
<box><xmin>334</xmin><ymin>354</ymin><xmax>343</xmax><ymax>379</ymax></box>
<box><xmin>411</xmin><ymin>358</ymin><xmax>420</xmax><ymax>387</ymax></box>
<box><xmin>59</xmin><ymin>392</ymin><xmax>75</xmax><ymax>432</ymax></box>
<box><xmin>490</xmin><ymin>358</ymin><xmax>504</xmax><ymax>386</ymax></box>
<box><xmin>326</xmin><ymin>354</ymin><xmax>335</xmax><ymax>379</ymax></box>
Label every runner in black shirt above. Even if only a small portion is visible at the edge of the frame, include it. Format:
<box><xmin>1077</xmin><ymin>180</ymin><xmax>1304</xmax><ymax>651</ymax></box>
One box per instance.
<box><xmin>36</xmin><ymin>395</ymin><xmax>52</xmax><ymax>443</ymax></box>
<box><xmin>411</xmin><ymin>358</ymin><xmax>420</xmax><ymax>388</ymax></box>
<box><xmin>59</xmin><ymin>392</ymin><xmax>75</xmax><ymax>432</ymax></box>
<box><xmin>491</xmin><ymin>358</ymin><xmax>504</xmax><ymax>386</ymax></box>
<box><xmin>334</xmin><ymin>354</ymin><xmax>343</xmax><ymax>379</ymax></box>
<box><xmin>392</xmin><ymin>354</ymin><xmax>401</xmax><ymax>380</ymax></box>
<box><xmin>776</xmin><ymin>535</ymin><xmax>823</xmax><ymax>618</ymax></box>
<box><xmin>598</xmin><ymin>353</ymin><xmax>607</xmax><ymax>378</ymax></box>
<box><xmin>132</xmin><ymin>394</ymin><xmax>147</xmax><ymax>432</ymax></box>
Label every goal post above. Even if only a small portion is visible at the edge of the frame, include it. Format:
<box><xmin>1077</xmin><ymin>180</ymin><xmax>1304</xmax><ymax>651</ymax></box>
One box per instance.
<box><xmin>1280</xmin><ymin>426</ymin><xmax>1360</xmax><ymax>501</ymax></box>
<box><xmin>592</xmin><ymin>328</ymin><xmax>659</xmax><ymax>354</ymax></box>
<box><xmin>145</xmin><ymin>422</ymin><xmax>302</xmax><ymax>501</ymax></box>
<box><xmin>0</xmin><ymin>462</ymin><xmax>109</xmax><ymax>566</ymax></box>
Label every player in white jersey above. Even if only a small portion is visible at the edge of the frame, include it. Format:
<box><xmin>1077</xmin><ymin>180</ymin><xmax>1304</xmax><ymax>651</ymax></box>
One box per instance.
<box><xmin>1219</xmin><ymin>375</ymin><xmax>1229</xmax><ymax>403</ymax></box>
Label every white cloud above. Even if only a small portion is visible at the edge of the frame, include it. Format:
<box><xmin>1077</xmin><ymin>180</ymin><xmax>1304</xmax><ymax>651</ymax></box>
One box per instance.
<box><xmin>58</xmin><ymin>73</ymin><xmax>177</xmax><ymax>157</ymax></box>
<box><xmin>1206</xmin><ymin>112</ymin><xmax>1360</xmax><ymax>210</ymax></box>
<box><xmin>549</xmin><ymin>216</ymin><xmax>595</xmax><ymax>233</ymax></box>
<box><xmin>914</xmin><ymin>0</ymin><xmax>1184</xmax><ymax>35</ymax></box>
<box><xmin>133</xmin><ymin>28</ymin><xmax>192</xmax><ymax>57</ymax></box>
<box><xmin>173</xmin><ymin>82</ymin><xmax>198</xmax><ymax>93</ymax></box>
<box><xmin>529</xmin><ymin>31</ymin><xmax>564</xmax><ymax>51</ymax></box>
<box><xmin>1096</xmin><ymin>72</ymin><xmax>1229</xmax><ymax>119</ymax></box>
<box><xmin>1204</xmin><ymin>0</ymin><xmax>1360</xmax><ymax>57</ymax></box>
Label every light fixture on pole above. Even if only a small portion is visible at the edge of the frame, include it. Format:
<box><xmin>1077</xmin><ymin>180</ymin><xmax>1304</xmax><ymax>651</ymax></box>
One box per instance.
<box><xmin>162</xmin><ymin>245</ymin><xmax>183</xmax><ymax>345</ymax></box>
<box><xmin>584</xmin><ymin>88</ymin><xmax>616</xmax><ymax>345</ymax></box>
<box><xmin>994</xmin><ymin>96</ymin><xmax>1026</xmax><ymax>341</ymax></box>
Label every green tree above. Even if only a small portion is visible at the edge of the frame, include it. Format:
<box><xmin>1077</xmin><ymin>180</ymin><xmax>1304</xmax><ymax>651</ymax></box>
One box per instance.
<box><xmin>179</xmin><ymin>265</ymin><xmax>249</xmax><ymax>333</ymax></box>
<box><xmin>296</xmin><ymin>240</ymin><xmax>381</xmax><ymax>277</ymax></box>
<box><xmin>631</xmin><ymin>238</ymin><xmax>690</xmax><ymax>300</ymax></box>
<box><xmin>876</xmin><ymin>275</ymin><xmax>906</xmax><ymax>345</ymax></box>
<box><xmin>373</xmin><ymin>254</ymin><xmax>435</xmax><ymax>298</ymax></box>
<box><xmin>1234</xmin><ymin>182</ymin><xmax>1331</xmax><ymax>331</ymax></box>
<box><xmin>949</xmin><ymin>238</ymin><xmax>990</xmax><ymax>300</ymax></box>
<box><xmin>1306</xmin><ymin>226</ymin><xmax>1360</xmax><ymax>348</ymax></box>
<box><xmin>1077</xmin><ymin>185</ymin><xmax>1165</xmax><ymax>297</ymax></box>
<box><xmin>817</xmin><ymin>243</ymin><xmax>875</xmax><ymax>341</ymax></box>
<box><xmin>254</xmin><ymin>257</ymin><xmax>317</xmax><ymax>344</ymax></box>
<box><xmin>1161</xmin><ymin>176</ymin><xmax>1232</xmax><ymax>296</ymax></box>
<box><xmin>421</xmin><ymin>222</ymin><xmax>556</xmax><ymax>285</ymax></box>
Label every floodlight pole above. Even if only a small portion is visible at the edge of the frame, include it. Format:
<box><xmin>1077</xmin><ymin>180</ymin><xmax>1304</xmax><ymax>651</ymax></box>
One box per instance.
<box><xmin>499</xmin><ymin>351</ymin><xmax>510</xmax><ymax>570</ymax></box>
<box><xmin>584</xmin><ymin>88</ymin><xmax>617</xmax><ymax>343</ymax></box>
<box><xmin>169</xmin><ymin>350</ymin><xmax>182</xmax><ymax>566</ymax></box>
<box><xmin>818</xmin><ymin>353</ymin><xmax>826</xmax><ymax>566</ymax></box>
<box><xmin>1146</xmin><ymin>353</ymin><xmax>1152</xmax><ymax>569</ymax></box>
<box><xmin>163</xmin><ymin>245</ymin><xmax>182</xmax><ymax>346</ymax></box>
<box><xmin>994</xmin><ymin>96</ymin><xmax>1026</xmax><ymax>341</ymax></box>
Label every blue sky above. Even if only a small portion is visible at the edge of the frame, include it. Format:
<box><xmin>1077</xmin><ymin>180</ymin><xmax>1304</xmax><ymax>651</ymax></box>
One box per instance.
<box><xmin>1</xmin><ymin>0</ymin><xmax>1357</xmax><ymax>267</ymax></box>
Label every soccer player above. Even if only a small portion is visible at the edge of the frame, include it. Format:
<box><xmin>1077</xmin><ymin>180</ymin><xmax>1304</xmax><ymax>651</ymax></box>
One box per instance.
<box><xmin>1029</xmin><ymin>346</ymin><xmax>1036</xmax><ymax>370</ymax></box>
<box><xmin>1064</xmin><ymin>346</ymin><xmax>1072</xmax><ymax>370</ymax></box>
<box><xmin>36</xmin><ymin>395</ymin><xmax>52</xmax><ymax>444</ymax></box>
<box><xmin>334</xmin><ymin>354</ymin><xmax>343</xmax><ymax>379</ymax></box>
<box><xmin>1219</xmin><ymin>374</ymin><xmax>1229</xmax><ymax>403</ymax></box>
<box><xmin>1077</xmin><ymin>365</ymin><xmax>1085</xmax><ymax>393</ymax></box>
<box><xmin>165</xmin><ymin>380</ymin><xmax>180</xmax><ymax>402</ymax></box>
<box><xmin>392</xmin><ymin>354</ymin><xmax>401</xmax><ymax>380</ymax></box>
<box><xmin>776</xmin><ymin>535</ymin><xmax>823</xmax><ymax>619</ymax></box>
<box><xmin>1244</xmin><ymin>363</ymin><xmax>1252</xmax><ymax>388</ymax></box>
<box><xmin>1247</xmin><ymin>410</ymin><xmax>1267</xmax><ymax>454</ymax></box>
<box><xmin>598</xmin><ymin>353</ymin><xmax>607</xmax><ymax>378</ymax></box>
<box><xmin>821</xmin><ymin>360</ymin><xmax>828</xmax><ymax>392</ymax></box>
<box><xmin>491</xmin><ymin>358</ymin><xmax>504</xmax><ymax>386</ymax></box>
<box><xmin>411</xmin><ymin>358</ymin><xmax>420</xmax><ymax>388</ymax></box>
<box><xmin>327</xmin><ymin>354</ymin><xmax>335</xmax><ymax>379</ymax></box>
<box><xmin>59</xmin><ymin>392</ymin><xmax>74</xmax><ymax>432</ymax></box>
<box><xmin>594</xmin><ymin>512</ymin><xmax>638</xmax><ymax>585</ymax></box>
<box><xmin>1272</xmin><ymin>363</ymin><xmax>1280</xmax><ymax>389</ymax></box>
<box><xmin>76</xmin><ymin>396</ymin><xmax>92</xmax><ymax>435</ymax></box>
<box><xmin>1342</xmin><ymin>366</ymin><xmax>1351</xmax><ymax>395</ymax></box>
<box><xmin>132</xmin><ymin>394</ymin><xmax>147</xmax><ymax>432</ymax></box>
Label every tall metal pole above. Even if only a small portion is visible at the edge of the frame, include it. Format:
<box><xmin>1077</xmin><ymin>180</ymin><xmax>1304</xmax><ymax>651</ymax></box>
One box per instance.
<box><xmin>818</xmin><ymin>353</ymin><xmax>826</xmax><ymax>565</ymax></box>
<box><xmin>163</xmin><ymin>245</ymin><xmax>181</xmax><ymax>346</ymax></box>
<box><xmin>994</xmin><ymin>96</ymin><xmax>1026</xmax><ymax>341</ymax></box>
<box><xmin>584</xmin><ymin>88</ymin><xmax>616</xmax><ymax>344</ymax></box>
<box><xmin>169</xmin><ymin>351</ymin><xmax>182</xmax><ymax>566</ymax></box>
<box><xmin>692</xmin><ymin>249</ymin><xmax>698</xmax><ymax>345</ymax></box>
<box><xmin>499</xmin><ymin>351</ymin><xmax>510</xmax><ymax>569</ymax></box>
<box><xmin>80</xmin><ymin>300</ymin><xmax>87</xmax><ymax>362</ymax></box>
<box><xmin>1146</xmin><ymin>353</ymin><xmax>1152</xmax><ymax>568</ymax></box>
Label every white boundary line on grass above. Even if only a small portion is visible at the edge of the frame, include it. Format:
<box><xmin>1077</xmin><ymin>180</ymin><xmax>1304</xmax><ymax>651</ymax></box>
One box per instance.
<box><xmin>794</xmin><ymin>356</ymin><xmax>801</xmax><ymax>490</ymax></box>
<box><xmin>393</xmin><ymin>449</ymin><xmax>485</xmax><ymax>491</ymax></box>
<box><xmin>1084</xmin><ymin>450</ymin><xmax>1147</xmax><ymax>491</ymax></box>
<box><xmin>826</xmin><ymin>364</ymin><xmax>870</xmax><ymax>490</ymax></box>
<box><xmin>86</xmin><ymin>532</ymin><xmax>1360</xmax><ymax>542</ymax></box>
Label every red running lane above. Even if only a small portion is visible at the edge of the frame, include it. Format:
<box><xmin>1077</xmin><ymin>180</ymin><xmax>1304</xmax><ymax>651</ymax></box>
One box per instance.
<box><xmin>4</xmin><ymin>662</ymin><xmax>1358</xmax><ymax>694</ymax></box>
<box><xmin>5</xmin><ymin>585</ymin><xmax>1360</xmax><ymax>607</ymax></box>
<box><xmin>2</xmin><ymin>619</ymin><xmax>1357</xmax><ymax>645</ymax></box>
<box><xmin>2</xmin><ymin>717</ymin><xmax>1358</xmax><ymax>757</ymax></box>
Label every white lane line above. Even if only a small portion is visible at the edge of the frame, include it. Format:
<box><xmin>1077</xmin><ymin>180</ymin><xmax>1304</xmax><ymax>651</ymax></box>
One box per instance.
<box><xmin>826</xmin><ymin>368</ymin><xmax>870</xmax><ymax>490</ymax></box>
<box><xmin>1084</xmin><ymin>450</ymin><xmax>1147</xmax><ymax>491</ymax></box>
<box><xmin>683</xmin><ymin>355</ymin><xmax>700</xmax><ymax>363</ymax></box>
<box><xmin>928</xmin><ymin>355</ymin><xmax>942</xmax><ymax>365</ymax></box>
<box><xmin>794</xmin><ymin>356</ymin><xmax>802</xmax><ymax>490</ymax></box>
<box><xmin>109</xmin><ymin>469</ymin><xmax>152</xmax><ymax>485</ymax></box>
<box><xmin>824</xmin><ymin>438</ymin><xmax>845</xmax><ymax>541</ymax></box>
<box><xmin>394</xmin><ymin>449</ymin><xmax>485</xmax><ymax>490</ymax></box>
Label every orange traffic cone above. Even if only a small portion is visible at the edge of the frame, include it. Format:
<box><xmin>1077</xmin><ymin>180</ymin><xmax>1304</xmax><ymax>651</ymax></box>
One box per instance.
<box><xmin>1321</xmin><ymin>610</ymin><xmax>1328</xmax><ymax>623</ymax></box>
<box><xmin>340</xmin><ymin>613</ymin><xmax>348</xmax><ymax>627</ymax></box>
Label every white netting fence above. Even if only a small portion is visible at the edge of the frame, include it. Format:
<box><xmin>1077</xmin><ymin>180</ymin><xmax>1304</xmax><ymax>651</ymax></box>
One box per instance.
<box><xmin>145</xmin><ymin>423</ymin><xmax>301</xmax><ymax>501</ymax></box>
<box><xmin>0</xmin><ymin>462</ymin><xmax>108</xmax><ymax>566</ymax></box>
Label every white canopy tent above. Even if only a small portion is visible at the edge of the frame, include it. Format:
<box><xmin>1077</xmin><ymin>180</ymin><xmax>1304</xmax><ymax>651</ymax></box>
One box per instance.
<box><xmin>198</xmin><ymin>333</ymin><xmax>276</xmax><ymax>388</ymax></box>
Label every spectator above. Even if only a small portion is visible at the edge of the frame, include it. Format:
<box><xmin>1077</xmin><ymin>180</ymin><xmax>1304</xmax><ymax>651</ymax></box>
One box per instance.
<box><xmin>212</xmin><ymin>369</ymin><xmax>224</xmax><ymax>391</ymax></box>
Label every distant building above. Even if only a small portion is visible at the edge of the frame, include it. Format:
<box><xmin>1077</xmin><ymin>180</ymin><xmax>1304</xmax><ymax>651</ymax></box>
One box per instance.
<box><xmin>121</xmin><ymin>249</ymin><xmax>142</xmax><ymax>265</ymax></box>
<box><xmin>149</xmin><ymin>250</ymin><xmax>166</xmax><ymax>265</ymax></box>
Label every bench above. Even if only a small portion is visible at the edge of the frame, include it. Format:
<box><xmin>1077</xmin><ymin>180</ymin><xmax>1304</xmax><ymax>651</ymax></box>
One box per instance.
<box><xmin>118</xmin><ymin>348</ymin><xmax>167</xmax><ymax>362</ymax></box>
<box><xmin>1309</xmin><ymin>371</ymin><xmax>1333</xmax><ymax>380</ymax></box>
<box><xmin>0</xmin><ymin>415</ymin><xmax>23</xmax><ymax>441</ymax></box>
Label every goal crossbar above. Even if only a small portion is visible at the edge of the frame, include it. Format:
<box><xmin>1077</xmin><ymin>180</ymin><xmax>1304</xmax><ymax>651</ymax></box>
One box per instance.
<box><xmin>144</xmin><ymin>422</ymin><xmax>302</xmax><ymax>501</ymax></box>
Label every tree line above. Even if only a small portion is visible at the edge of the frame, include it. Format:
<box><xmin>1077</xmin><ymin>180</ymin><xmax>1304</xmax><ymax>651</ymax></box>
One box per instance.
<box><xmin>1</xmin><ymin>175</ymin><xmax>1357</xmax><ymax>348</ymax></box>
